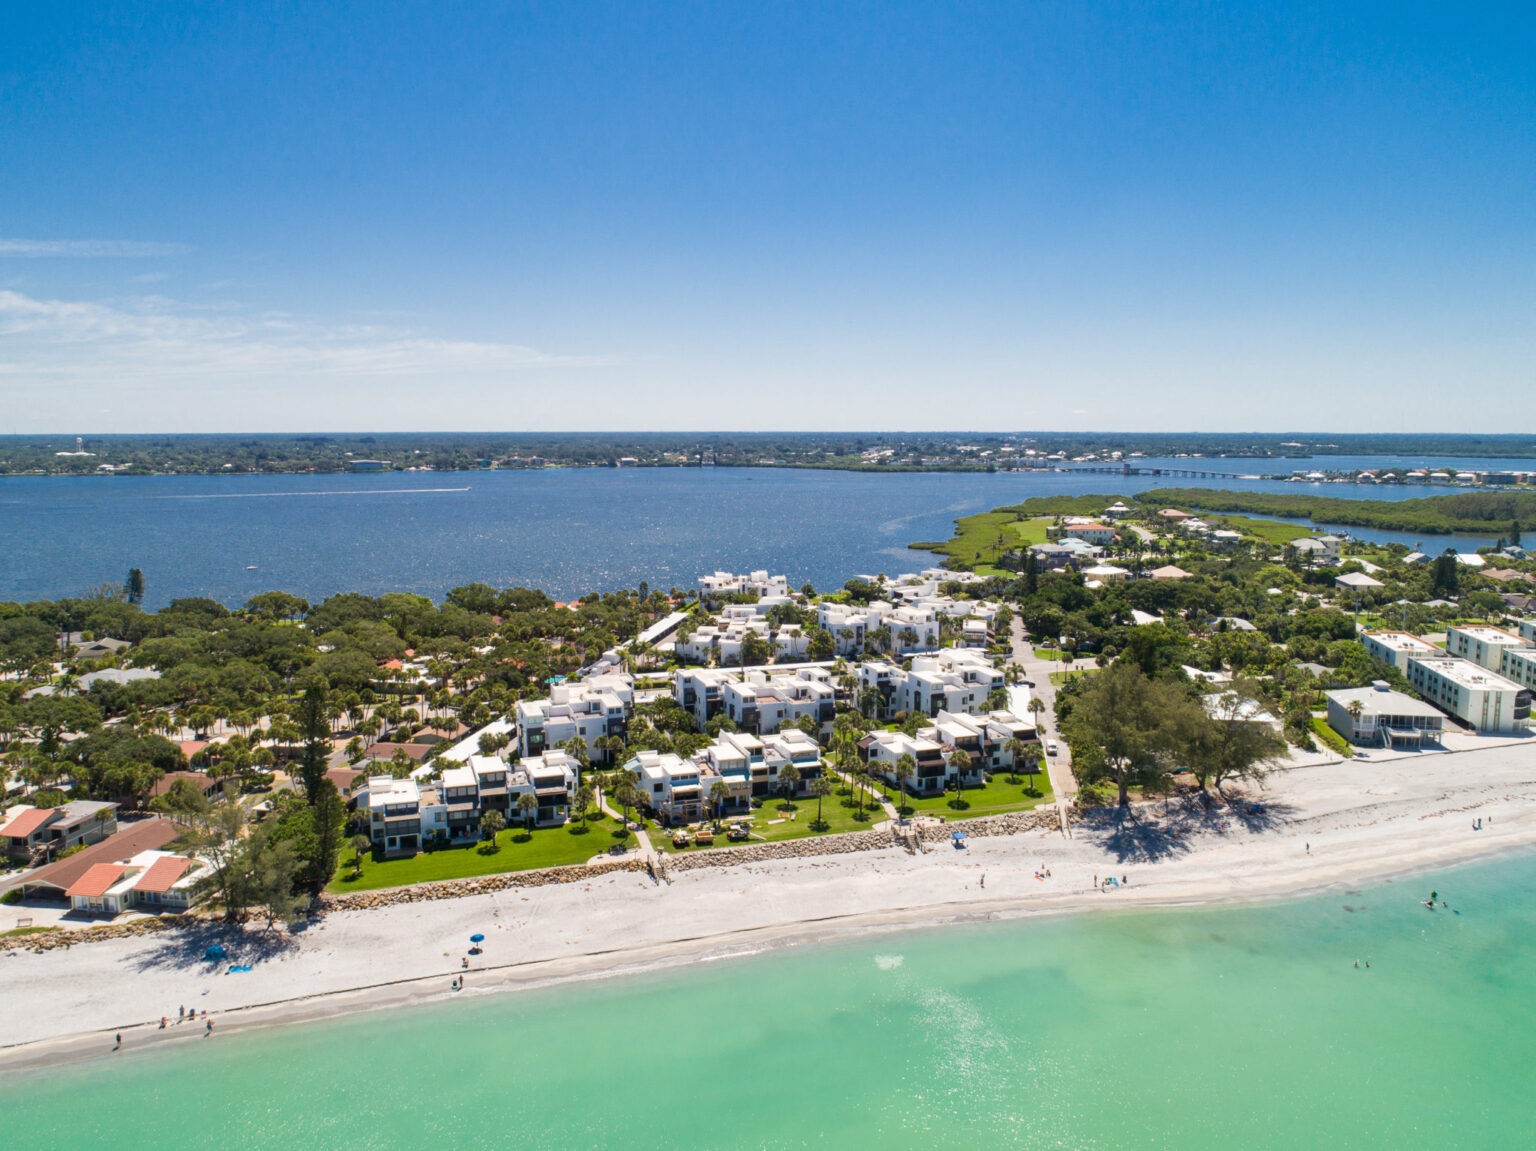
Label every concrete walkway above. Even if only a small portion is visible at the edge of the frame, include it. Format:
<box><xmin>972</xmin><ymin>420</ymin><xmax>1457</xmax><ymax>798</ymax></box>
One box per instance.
<box><xmin>828</xmin><ymin>766</ymin><xmax>899</xmax><ymax>824</ymax></box>
<box><xmin>596</xmin><ymin>787</ymin><xmax>658</xmax><ymax>869</ymax></box>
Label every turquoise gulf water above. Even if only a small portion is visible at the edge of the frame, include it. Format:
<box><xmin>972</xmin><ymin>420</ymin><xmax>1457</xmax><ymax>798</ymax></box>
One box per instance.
<box><xmin>4</xmin><ymin>853</ymin><xmax>1535</xmax><ymax>1149</ymax></box>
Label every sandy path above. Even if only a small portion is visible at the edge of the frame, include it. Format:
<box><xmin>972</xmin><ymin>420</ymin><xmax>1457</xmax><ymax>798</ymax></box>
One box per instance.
<box><xmin>3</xmin><ymin>742</ymin><xmax>1534</xmax><ymax>1069</ymax></box>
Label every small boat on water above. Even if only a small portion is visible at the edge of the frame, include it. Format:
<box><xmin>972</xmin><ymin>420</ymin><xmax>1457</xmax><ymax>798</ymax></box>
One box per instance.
<box><xmin>245</xmin><ymin>565</ymin><xmax>258</xmax><ymax>570</ymax></box>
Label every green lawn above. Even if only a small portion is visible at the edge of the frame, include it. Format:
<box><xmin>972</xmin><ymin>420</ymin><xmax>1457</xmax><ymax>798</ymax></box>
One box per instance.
<box><xmin>654</xmin><ymin>789</ymin><xmax>879</xmax><ymax>852</ymax></box>
<box><xmin>1209</xmin><ymin>514</ymin><xmax>1313</xmax><ymax>545</ymax></box>
<box><xmin>327</xmin><ymin>815</ymin><xmax>632</xmax><ymax>893</ymax></box>
<box><xmin>893</xmin><ymin>771</ymin><xmax>1054</xmax><ymax>818</ymax></box>
<box><xmin>1049</xmin><ymin>668</ymin><xmax>1099</xmax><ymax>686</ymax></box>
<box><xmin>1008</xmin><ymin>517</ymin><xmax>1052</xmax><ymax>547</ymax></box>
<box><xmin>911</xmin><ymin>510</ymin><xmax>1049</xmax><ymax>573</ymax></box>
<box><xmin>0</xmin><ymin>925</ymin><xmax>61</xmax><ymax>939</ymax></box>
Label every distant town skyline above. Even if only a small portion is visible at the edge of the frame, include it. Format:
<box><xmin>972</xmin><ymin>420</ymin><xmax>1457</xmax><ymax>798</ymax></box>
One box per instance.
<box><xmin>3</xmin><ymin>3</ymin><xmax>1534</xmax><ymax>433</ymax></box>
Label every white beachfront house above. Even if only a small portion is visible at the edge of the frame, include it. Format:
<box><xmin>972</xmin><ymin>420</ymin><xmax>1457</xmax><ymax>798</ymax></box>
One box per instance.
<box><xmin>626</xmin><ymin>751</ymin><xmax>731</xmax><ymax>823</ymax></box>
<box><xmin>514</xmin><ymin>674</ymin><xmax>633</xmax><ymax>762</ymax></box>
<box><xmin>1325</xmin><ymin>682</ymin><xmax>1445</xmax><ymax>747</ymax></box>
<box><xmin>64</xmin><ymin>850</ymin><xmax>210</xmax><ymax>917</ymax></box>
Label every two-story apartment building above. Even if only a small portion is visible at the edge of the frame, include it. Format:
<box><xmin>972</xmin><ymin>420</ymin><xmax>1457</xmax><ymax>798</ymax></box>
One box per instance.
<box><xmin>0</xmin><ymin>800</ymin><xmax>119</xmax><ymax>863</ymax></box>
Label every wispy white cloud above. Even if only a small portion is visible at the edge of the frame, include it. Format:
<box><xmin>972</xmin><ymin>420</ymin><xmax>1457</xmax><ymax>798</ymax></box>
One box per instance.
<box><xmin>0</xmin><ymin>289</ymin><xmax>612</xmax><ymax>381</ymax></box>
<box><xmin>0</xmin><ymin>238</ymin><xmax>190</xmax><ymax>258</ymax></box>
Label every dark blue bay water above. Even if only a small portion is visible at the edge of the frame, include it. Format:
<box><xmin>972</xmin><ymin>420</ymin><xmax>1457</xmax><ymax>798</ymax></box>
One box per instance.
<box><xmin>0</xmin><ymin>459</ymin><xmax>1524</xmax><ymax>608</ymax></box>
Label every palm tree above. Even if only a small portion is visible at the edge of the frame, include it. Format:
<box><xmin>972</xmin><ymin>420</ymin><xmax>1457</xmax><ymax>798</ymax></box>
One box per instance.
<box><xmin>893</xmin><ymin>753</ymin><xmax>916</xmax><ymax>815</ymax></box>
<box><xmin>349</xmin><ymin>834</ymin><xmax>370</xmax><ymax>873</ymax></box>
<box><xmin>1004</xmin><ymin>738</ymin><xmax>1028</xmax><ymax>784</ymax></box>
<box><xmin>515</xmin><ymin>792</ymin><xmax>538</xmax><ymax>830</ymax></box>
<box><xmin>947</xmin><ymin>749</ymin><xmax>972</xmax><ymax>805</ymax></box>
<box><xmin>480</xmin><ymin>809</ymin><xmax>506</xmax><ymax>843</ymax></box>
<box><xmin>709</xmin><ymin>779</ymin><xmax>732</xmax><ymax>824</ymax></box>
<box><xmin>573</xmin><ymin>782</ymin><xmax>594</xmax><ymax>828</ymax></box>
<box><xmin>776</xmin><ymin>763</ymin><xmax>801</xmax><ymax>801</ymax></box>
<box><xmin>809</xmin><ymin>775</ymin><xmax>834</xmax><ymax>829</ymax></box>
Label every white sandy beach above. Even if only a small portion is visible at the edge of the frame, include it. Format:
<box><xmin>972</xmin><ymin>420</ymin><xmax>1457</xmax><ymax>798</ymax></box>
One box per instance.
<box><xmin>3</xmin><ymin>742</ymin><xmax>1534</xmax><ymax>1069</ymax></box>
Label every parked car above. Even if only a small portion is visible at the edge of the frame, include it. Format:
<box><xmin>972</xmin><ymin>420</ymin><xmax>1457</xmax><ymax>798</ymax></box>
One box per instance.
<box><xmin>1046</xmin><ymin>739</ymin><xmax>1059</xmax><ymax>757</ymax></box>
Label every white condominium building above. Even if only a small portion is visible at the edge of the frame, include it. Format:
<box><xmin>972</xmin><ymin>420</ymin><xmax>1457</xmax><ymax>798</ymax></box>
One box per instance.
<box><xmin>698</xmin><ymin>570</ymin><xmax>791</xmax><ymax>597</ymax></box>
<box><xmin>1497</xmin><ymin>646</ymin><xmax>1536</xmax><ymax>693</ymax></box>
<box><xmin>673</xmin><ymin>666</ymin><xmax>835</xmax><ymax>733</ymax></box>
<box><xmin>1405</xmin><ymin>655</ymin><xmax>1528</xmax><ymax>733</ymax></box>
<box><xmin>626</xmin><ymin>751</ymin><xmax>719</xmax><ymax>823</ymax></box>
<box><xmin>923</xmin><ymin>709</ymin><xmax>1036</xmax><ymax>772</ymax></box>
<box><xmin>857</xmin><ymin>729</ymin><xmax>968</xmax><ymax>795</ymax></box>
<box><xmin>858</xmin><ymin>649</ymin><xmax>1006</xmax><ymax>720</ymax></box>
<box><xmin>359</xmin><ymin>776</ymin><xmax>445</xmax><ymax>857</ymax></box>
<box><xmin>515</xmin><ymin>675</ymin><xmax>633</xmax><ymax>762</ymax></box>
<box><xmin>1444</xmin><ymin>625</ymin><xmax>1529</xmax><ymax>672</ymax></box>
<box><xmin>720</xmin><ymin>671</ymin><xmax>836</xmax><ymax>736</ymax></box>
<box><xmin>507</xmin><ymin>750</ymin><xmax>581</xmax><ymax>826</ymax></box>
<box><xmin>1360</xmin><ymin>631</ymin><xmax>1440</xmax><ymax>673</ymax></box>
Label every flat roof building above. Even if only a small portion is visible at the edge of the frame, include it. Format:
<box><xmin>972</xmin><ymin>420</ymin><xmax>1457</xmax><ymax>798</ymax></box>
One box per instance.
<box><xmin>1325</xmin><ymin>682</ymin><xmax>1444</xmax><ymax>747</ymax></box>
<box><xmin>1360</xmin><ymin>631</ymin><xmax>1439</xmax><ymax>674</ymax></box>
<box><xmin>1405</xmin><ymin>655</ymin><xmax>1528</xmax><ymax>733</ymax></box>
<box><xmin>1444</xmin><ymin>625</ymin><xmax>1529</xmax><ymax>673</ymax></box>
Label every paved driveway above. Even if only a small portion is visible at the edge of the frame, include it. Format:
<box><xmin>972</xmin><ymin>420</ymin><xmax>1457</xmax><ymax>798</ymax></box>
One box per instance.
<box><xmin>1008</xmin><ymin>616</ymin><xmax>1078</xmax><ymax>800</ymax></box>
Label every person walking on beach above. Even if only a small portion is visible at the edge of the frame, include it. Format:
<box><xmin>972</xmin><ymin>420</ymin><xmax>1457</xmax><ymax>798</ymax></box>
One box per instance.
<box><xmin>114</xmin><ymin>1033</ymin><xmax>122</xmax><ymax>1050</ymax></box>
<box><xmin>205</xmin><ymin>1019</ymin><xmax>214</xmax><ymax>1036</ymax></box>
<box><xmin>980</xmin><ymin>874</ymin><xmax>986</xmax><ymax>889</ymax></box>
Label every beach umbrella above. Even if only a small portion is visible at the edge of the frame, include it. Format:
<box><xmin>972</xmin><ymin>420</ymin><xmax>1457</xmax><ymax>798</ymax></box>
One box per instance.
<box><xmin>470</xmin><ymin>933</ymin><xmax>485</xmax><ymax>943</ymax></box>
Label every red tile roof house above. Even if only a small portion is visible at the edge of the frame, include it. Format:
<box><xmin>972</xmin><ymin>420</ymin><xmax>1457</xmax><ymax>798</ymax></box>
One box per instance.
<box><xmin>360</xmin><ymin>742</ymin><xmax>434</xmax><ymax>767</ymax></box>
<box><xmin>63</xmin><ymin>851</ymin><xmax>206</xmax><ymax>917</ymax></box>
<box><xmin>0</xmin><ymin>800</ymin><xmax>119</xmax><ymax>864</ymax></box>
<box><xmin>5</xmin><ymin>818</ymin><xmax>181</xmax><ymax>902</ymax></box>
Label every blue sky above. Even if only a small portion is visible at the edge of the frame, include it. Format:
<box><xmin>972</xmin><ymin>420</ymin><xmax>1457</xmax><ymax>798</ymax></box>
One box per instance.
<box><xmin>2</xmin><ymin>1</ymin><xmax>1533</xmax><ymax>433</ymax></box>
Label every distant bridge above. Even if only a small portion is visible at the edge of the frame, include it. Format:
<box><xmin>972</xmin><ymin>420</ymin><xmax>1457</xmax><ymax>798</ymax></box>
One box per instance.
<box><xmin>1054</xmin><ymin>463</ymin><xmax>1268</xmax><ymax>481</ymax></box>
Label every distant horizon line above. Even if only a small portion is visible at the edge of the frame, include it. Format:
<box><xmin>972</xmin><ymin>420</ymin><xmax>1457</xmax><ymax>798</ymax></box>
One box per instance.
<box><xmin>4</xmin><ymin>430</ymin><xmax>1536</xmax><ymax>441</ymax></box>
